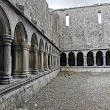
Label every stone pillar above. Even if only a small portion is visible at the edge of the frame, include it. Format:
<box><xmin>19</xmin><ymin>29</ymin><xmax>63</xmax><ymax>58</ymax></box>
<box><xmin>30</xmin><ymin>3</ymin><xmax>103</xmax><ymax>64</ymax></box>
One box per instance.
<box><xmin>84</xmin><ymin>52</ymin><xmax>87</xmax><ymax>66</ymax></box>
<box><xmin>103</xmin><ymin>51</ymin><xmax>106</xmax><ymax>67</ymax></box>
<box><xmin>93</xmin><ymin>51</ymin><xmax>97</xmax><ymax>66</ymax></box>
<box><xmin>0</xmin><ymin>35</ymin><xmax>12</xmax><ymax>84</ymax></box>
<box><xmin>45</xmin><ymin>52</ymin><xmax>49</xmax><ymax>71</ymax></box>
<box><xmin>21</xmin><ymin>42</ymin><xmax>30</xmax><ymax>77</ymax></box>
<box><xmin>33</xmin><ymin>46</ymin><xmax>39</xmax><ymax>74</ymax></box>
<box><xmin>66</xmin><ymin>53</ymin><xmax>69</xmax><ymax>66</ymax></box>
<box><xmin>74</xmin><ymin>52</ymin><xmax>77</xmax><ymax>66</ymax></box>
<box><xmin>39</xmin><ymin>50</ymin><xmax>44</xmax><ymax>72</ymax></box>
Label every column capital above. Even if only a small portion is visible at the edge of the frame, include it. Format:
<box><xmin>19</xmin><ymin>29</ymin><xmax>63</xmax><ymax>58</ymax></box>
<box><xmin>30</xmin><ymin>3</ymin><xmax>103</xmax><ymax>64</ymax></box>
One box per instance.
<box><xmin>33</xmin><ymin>46</ymin><xmax>38</xmax><ymax>52</ymax></box>
<box><xmin>21</xmin><ymin>42</ymin><xmax>30</xmax><ymax>50</ymax></box>
<box><xmin>1</xmin><ymin>34</ymin><xmax>12</xmax><ymax>45</ymax></box>
<box><xmin>39</xmin><ymin>49</ymin><xmax>44</xmax><ymax>53</ymax></box>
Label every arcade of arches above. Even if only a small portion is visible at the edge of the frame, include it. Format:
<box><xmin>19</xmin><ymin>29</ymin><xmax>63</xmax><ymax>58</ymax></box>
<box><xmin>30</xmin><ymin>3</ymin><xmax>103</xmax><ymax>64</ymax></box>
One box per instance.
<box><xmin>60</xmin><ymin>51</ymin><xmax>110</xmax><ymax>67</ymax></box>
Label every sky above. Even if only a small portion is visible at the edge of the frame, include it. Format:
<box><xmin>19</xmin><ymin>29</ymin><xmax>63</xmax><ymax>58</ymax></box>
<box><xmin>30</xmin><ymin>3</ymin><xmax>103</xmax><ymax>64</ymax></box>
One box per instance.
<box><xmin>46</xmin><ymin>0</ymin><xmax>110</xmax><ymax>9</ymax></box>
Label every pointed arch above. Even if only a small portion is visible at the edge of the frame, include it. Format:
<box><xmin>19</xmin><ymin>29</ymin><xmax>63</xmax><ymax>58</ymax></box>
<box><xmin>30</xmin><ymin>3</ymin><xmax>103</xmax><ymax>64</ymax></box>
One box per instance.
<box><xmin>14</xmin><ymin>22</ymin><xmax>27</xmax><ymax>45</ymax></box>
<box><xmin>45</xmin><ymin>42</ymin><xmax>48</xmax><ymax>52</ymax></box>
<box><xmin>31</xmin><ymin>33</ymin><xmax>38</xmax><ymax>47</ymax></box>
<box><xmin>0</xmin><ymin>6</ymin><xmax>11</xmax><ymax>35</ymax></box>
<box><xmin>39</xmin><ymin>38</ymin><xmax>44</xmax><ymax>51</ymax></box>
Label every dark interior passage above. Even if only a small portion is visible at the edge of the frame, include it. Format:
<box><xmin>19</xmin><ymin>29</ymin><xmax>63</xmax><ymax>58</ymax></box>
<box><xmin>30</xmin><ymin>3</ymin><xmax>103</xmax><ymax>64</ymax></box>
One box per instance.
<box><xmin>96</xmin><ymin>51</ymin><xmax>103</xmax><ymax>66</ymax></box>
<box><xmin>60</xmin><ymin>53</ymin><xmax>67</xmax><ymax>66</ymax></box>
<box><xmin>87</xmin><ymin>52</ymin><xmax>94</xmax><ymax>66</ymax></box>
<box><xmin>77</xmin><ymin>52</ymin><xmax>84</xmax><ymax>66</ymax></box>
<box><xmin>106</xmin><ymin>51</ymin><xmax>110</xmax><ymax>66</ymax></box>
<box><xmin>68</xmin><ymin>52</ymin><xmax>75</xmax><ymax>66</ymax></box>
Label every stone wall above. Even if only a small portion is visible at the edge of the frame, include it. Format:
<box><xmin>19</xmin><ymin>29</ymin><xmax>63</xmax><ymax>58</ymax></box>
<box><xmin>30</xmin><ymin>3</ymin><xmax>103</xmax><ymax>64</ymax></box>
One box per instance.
<box><xmin>55</xmin><ymin>4</ymin><xmax>110</xmax><ymax>50</ymax></box>
<box><xmin>9</xmin><ymin>0</ymin><xmax>60</xmax><ymax>47</ymax></box>
<box><xmin>0</xmin><ymin>69</ymin><xmax>60</xmax><ymax>110</ymax></box>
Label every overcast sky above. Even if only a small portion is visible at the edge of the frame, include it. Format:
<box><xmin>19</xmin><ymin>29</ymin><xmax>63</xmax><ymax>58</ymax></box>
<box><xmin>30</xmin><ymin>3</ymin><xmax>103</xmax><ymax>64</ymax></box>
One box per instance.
<box><xmin>46</xmin><ymin>0</ymin><xmax>110</xmax><ymax>9</ymax></box>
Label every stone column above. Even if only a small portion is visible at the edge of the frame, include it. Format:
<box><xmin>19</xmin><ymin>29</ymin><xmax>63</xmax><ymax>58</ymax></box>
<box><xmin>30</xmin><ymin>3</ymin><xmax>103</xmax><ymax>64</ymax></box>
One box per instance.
<box><xmin>74</xmin><ymin>52</ymin><xmax>77</xmax><ymax>66</ymax></box>
<box><xmin>93</xmin><ymin>51</ymin><xmax>97</xmax><ymax>66</ymax></box>
<box><xmin>39</xmin><ymin>50</ymin><xmax>44</xmax><ymax>72</ymax></box>
<box><xmin>33</xmin><ymin>46</ymin><xmax>39</xmax><ymax>74</ymax></box>
<box><xmin>66</xmin><ymin>53</ymin><xmax>69</xmax><ymax>66</ymax></box>
<box><xmin>21</xmin><ymin>42</ymin><xmax>30</xmax><ymax>77</ymax></box>
<box><xmin>45</xmin><ymin>52</ymin><xmax>49</xmax><ymax>71</ymax></box>
<box><xmin>84</xmin><ymin>52</ymin><xmax>87</xmax><ymax>66</ymax></box>
<box><xmin>103</xmin><ymin>51</ymin><xmax>106</xmax><ymax>67</ymax></box>
<box><xmin>0</xmin><ymin>35</ymin><xmax>12</xmax><ymax>84</ymax></box>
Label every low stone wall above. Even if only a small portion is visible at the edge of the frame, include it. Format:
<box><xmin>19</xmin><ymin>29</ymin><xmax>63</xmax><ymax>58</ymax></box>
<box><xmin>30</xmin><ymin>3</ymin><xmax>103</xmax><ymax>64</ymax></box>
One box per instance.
<box><xmin>0</xmin><ymin>69</ymin><xmax>60</xmax><ymax>110</ymax></box>
<box><xmin>61</xmin><ymin>67</ymin><xmax>110</xmax><ymax>75</ymax></box>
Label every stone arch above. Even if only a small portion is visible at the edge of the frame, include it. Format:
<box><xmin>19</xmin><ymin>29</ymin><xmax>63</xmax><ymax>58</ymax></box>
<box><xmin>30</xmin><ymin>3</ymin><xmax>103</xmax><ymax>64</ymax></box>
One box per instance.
<box><xmin>60</xmin><ymin>53</ymin><xmax>66</xmax><ymax>66</ymax></box>
<box><xmin>77</xmin><ymin>52</ymin><xmax>84</xmax><ymax>66</ymax></box>
<box><xmin>96</xmin><ymin>51</ymin><xmax>103</xmax><ymax>66</ymax></box>
<box><xmin>29</xmin><ymin>33</ymin><xmax>38</xmax><ymax>74</ymax></box>
<box><xmin>39</xmin><ymin>38</ymin><xmax>44</xmax><ymax>51</ymax></box>
<box><xmin>45</xmin><ymin>42</ymin><xmax>48</xmax><ymax>52</ymax></box>
<box><xmin>0</xmin><ymin>6</ymin><xmax>11</xmax><ymax>35</ymax></box>
<box><xmin>106</xmin><ymin>51</ymin><xmax>110</xmax><ymax>66</ymax></box>
<box><xmin>68</xmin><ymin>52</ymin><xmax>75</xmax><ymax>66</ymax></box>
<box><xmin>87</xmin><ymin>51</ymin><xmax>94</xmax><ymax>66</ymax></box>
<box><xmin>12</xmin><ymin>22</ymin><xmax>28</xmax><ymax>77</ymax></box>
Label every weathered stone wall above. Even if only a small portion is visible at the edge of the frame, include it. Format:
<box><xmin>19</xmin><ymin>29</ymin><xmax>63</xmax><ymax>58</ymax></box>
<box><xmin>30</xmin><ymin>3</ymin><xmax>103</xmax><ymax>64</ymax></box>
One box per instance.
<box><xmin>9</xmin><ymin>0</ymin><xmax>60</xmax><ymax>47</ymax></box>
<box><xmin>56</xmin><ymin>4</ymin><xmax>110</xmax><ymax>50</ymax></box>
<box><xmin>0</xmin><ymin>69</ymin><xmax>60</xmax><ymax>110</ymax></box>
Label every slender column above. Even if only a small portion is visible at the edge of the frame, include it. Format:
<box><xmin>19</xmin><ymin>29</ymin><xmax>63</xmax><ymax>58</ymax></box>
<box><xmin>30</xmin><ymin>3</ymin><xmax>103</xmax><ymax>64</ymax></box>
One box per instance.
<box><xmin>0</xmin><ymin>35</ymin><xmax>12</xmax><ymax>84</ymax></box>
<box><xmin>74</xmin><ymin>52</ymin><xmax>77</xmax><ymax>66</ymax></box>
<box><xmin>33</xmin><ymin>46</ymin><xmax>39</xmax><ymax>74</ymax></box>
<box><xmin>21</xmin><ymin>42</ymin><xmax>30</xmax><ymax>77</ymax></box>
<box><xmin>103</xmin><ymin>51</ymin><xmax>106</xmax><ymax>67</ymax></box>
<box><xmin>93</xmin><ymin>51</ymin><xmax>97</xmax><ymax>66</ymax></box>
<box><xmin>84</xmin><ymin>52</ymin><xmax>87</xmax><ymax>66</ymax></box>
<box><xmin>66</xmin><ymin>53</ymin><xmax>69</xmax><ymax>66</ymax></box>
<box><xmin>39</xmin><ymin>50</ymin><xmax>44</xmax><ymax>72</ymax></box>
<box><xmin>45</xmin><ymin>52</ymin><xmax>49</xmax><ymax>71</ymax></box>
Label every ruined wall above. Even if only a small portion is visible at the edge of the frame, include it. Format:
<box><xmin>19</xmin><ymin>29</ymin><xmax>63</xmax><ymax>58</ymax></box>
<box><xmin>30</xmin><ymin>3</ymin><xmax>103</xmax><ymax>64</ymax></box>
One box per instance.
<box><xmin>56</xmin><ymin>4</ymin><xmax>110</xmax><ymax>50</ymax></box>
<box><xmin>9</xmin><ymin>0</ymin><xmax>60</xmax><ymax>47</ymax></box>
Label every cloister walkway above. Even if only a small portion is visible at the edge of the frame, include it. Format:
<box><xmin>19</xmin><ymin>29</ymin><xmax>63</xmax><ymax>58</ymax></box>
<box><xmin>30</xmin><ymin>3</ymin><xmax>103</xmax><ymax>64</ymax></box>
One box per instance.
<box><xmin>23</xmin><ymin>72</ymin><xmax>110</xmax><ymax>110</ymax></box>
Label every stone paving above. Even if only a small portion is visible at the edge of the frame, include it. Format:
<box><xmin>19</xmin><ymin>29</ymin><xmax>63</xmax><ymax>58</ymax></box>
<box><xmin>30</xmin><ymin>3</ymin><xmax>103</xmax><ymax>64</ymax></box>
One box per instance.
<box><xmin>22</xmin><ymin>72</ymin><xmax>110</xmax><ymax>110</ymax></box>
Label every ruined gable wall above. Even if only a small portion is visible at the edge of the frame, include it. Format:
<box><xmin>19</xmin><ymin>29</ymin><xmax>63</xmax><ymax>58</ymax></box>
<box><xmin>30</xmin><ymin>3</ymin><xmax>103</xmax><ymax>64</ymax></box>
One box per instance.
<box><xmin>56</xmin><ymin>4</ymin><xmax>110</xmax><ymax>50</ymax></box>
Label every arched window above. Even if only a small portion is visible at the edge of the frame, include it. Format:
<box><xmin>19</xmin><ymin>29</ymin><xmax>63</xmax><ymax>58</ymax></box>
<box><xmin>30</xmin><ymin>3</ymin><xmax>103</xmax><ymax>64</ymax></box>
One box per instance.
<box><xmin>106</xmin><ymin>51</ymin><xmax>110</xmax><ymax>66</ymax></box>
<box><xmin>98</xmin><ymin>11</ymin><xmax>102</xmax><ymax>24</ymax></box>
<box><xmin>77</xmin><ymin>52</ymin><xmax>84</xmax><ymax>66</ymax></box>
<box><xmin>87</xmin><ymin>51</ymin><xmax>94</xmax><ymax>66</ymax></box>
<box><xmin>60</xmin><ymin>53</ymin><xmax>66</xmax><ymax>66</ymax></box>
<box><xmin>68</xmin><ymin>52</ymin><xmax>75</xmax><ymax>66</ymax></box>
<box><xmin>66</xmin><ymin>14</ymin><xmax>69</xmax><ymax>26</ymax></box>
<box><xmin>96</xmin><ymin>51</ymin><xmax>103</xmax><ymax>66</ymax></box>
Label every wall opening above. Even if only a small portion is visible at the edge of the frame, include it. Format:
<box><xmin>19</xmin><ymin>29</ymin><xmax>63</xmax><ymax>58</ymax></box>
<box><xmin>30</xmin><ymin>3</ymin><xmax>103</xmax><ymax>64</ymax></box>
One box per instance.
<box><xmin>77</xmin><ymin>52</ymin><xmax>84</xmax><ymax>66</ymax></box>
<box><xmin>87</xmin><ymin>51</ymin><xmax>94</xmax><ymax>66</ymax></box>
<box><xmin>98</xmin><ymin>11</ymin><xmax>102</xmax><ymax>24</ymax></box>
<box><xmin>68</xmin><ymin>52</ymin><xmax>75</xmax><ymax>66</ymax></box>
<box><xmin>60</xmin><ymin>53</ymin><xmax>66</xmax><ymax>66</ymax></box>
<box><xmin>96</xmin><ymin>51</ymin><xmax>103</xmax><ymax>66</ymax></box>
<box><xmin>66</xmin><ymin>14</ymin><xmax>69</xmax><ymax>26</ymax></box>
<box><xmin>106</xmin><ymin>51</ymin><xmax>110</xmax><ymax>66</ymax></box>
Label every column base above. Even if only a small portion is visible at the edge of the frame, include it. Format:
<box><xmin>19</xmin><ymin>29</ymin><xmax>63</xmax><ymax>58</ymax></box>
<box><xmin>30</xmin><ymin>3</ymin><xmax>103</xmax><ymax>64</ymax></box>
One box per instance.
<box><xmin>45</xmin><ymin>67</ymin><xmax>49</xmax><ymax>71</ymax></box>
<box><xmin>0</xmin><ymin>75</ymin><xmax>12</xmax><ymax>85</ymax></box>
<box><xmin>30</xmin><ymin>70</ymin><xmax>39</xmax><ymax>75</ymax></box>
<box><xmin>12</xmin><ymin>72</ymin><xmax>27</xmax><ymax>78</ymax></box>
<box><xmin>39</xmin><ymin>68</ymin><xmax>45</xmax><ymax>72</ymax></box>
